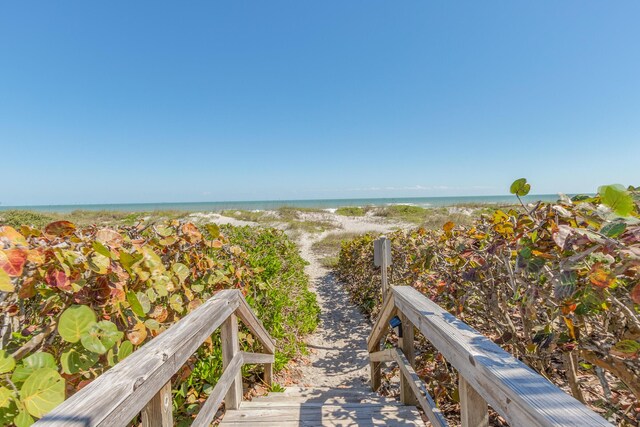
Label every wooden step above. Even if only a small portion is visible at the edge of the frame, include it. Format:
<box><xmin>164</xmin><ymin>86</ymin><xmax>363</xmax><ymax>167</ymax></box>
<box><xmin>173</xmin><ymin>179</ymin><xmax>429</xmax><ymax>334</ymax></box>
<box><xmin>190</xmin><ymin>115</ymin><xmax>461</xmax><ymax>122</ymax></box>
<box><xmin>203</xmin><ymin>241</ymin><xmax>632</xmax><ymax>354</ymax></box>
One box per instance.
<box><xmin>220</xmin><ymin>387</ymin><xmax>424</xmax><ymax>426</ymax></box>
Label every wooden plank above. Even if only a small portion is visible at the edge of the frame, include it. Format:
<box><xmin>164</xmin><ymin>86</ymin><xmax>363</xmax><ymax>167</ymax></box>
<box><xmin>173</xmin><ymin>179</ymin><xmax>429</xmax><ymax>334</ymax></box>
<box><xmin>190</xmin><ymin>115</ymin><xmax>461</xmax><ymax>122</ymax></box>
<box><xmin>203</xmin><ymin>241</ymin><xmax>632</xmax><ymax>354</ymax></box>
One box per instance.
<box><xmin>263</xmin><ymin>362</ymin><xmax>273</xmax><ymax>388</ymax></box>
<box><xmin>221</xmin><ymin>420</ymin><xmax>422</xmax><ymax>427</ymax></box>
<box><xmin>37</xmin><ymin>290</ymin><xmax>240</xmax><ymax>426</ymax></box>
<box><xmin>367</xmin><ymin>292</ymin><xmax>396</xmax><ymax>352</ymax></box>
<box><xmin>239</xmin><ymin>401</ymin><xmax>403</xmax><ymax>408</ymax></box>
<box><xmin>192</xmin><ymin>352</ymin><xmax>244</xmax><ymax>427</ymax></box>
<box><xmin>459</xmin><ymin>376</ymin><xmax>488</xmax><ymax>427</ymax></box>
<box><xmin>221</xmin><ymin>405</ymin><xmax>421</xmax><ymax>422</ymax></box>
<box><xmin>398</xmin><ymin>313</ymin><xmax>417</xmax><ymax>406</ymax></box>
<box><xmin>235</xmin><ymin>297</ymin><xmax>276</xmax><ymax>354</ymax></box>
<box><xmin>392</xmin><ymin>286</ymin><xmax>611</xmax><ymax>427</ymax></box>
<box><xmin>141</xmin><ymin>380</ymin><xmax>173</xmax><ymax>427</ymax></box>
<box><xmin>393</xmin><ymin>348</ymin><xmax>449</xmax><ymax>427</ymax></box>
<box><xmin>369</xmin><ymin>349</ymin><xmax>395</xmax><ymax>363</ymax></box>
<box><xmin>221</xmin><ymin>313</ymin><xmax>243</xmax><ymax>410</ymax></box>
<box><xmin>241</xmin><ymin>351</ymin><xmax>275</xmax><ymax>364</ymax></box>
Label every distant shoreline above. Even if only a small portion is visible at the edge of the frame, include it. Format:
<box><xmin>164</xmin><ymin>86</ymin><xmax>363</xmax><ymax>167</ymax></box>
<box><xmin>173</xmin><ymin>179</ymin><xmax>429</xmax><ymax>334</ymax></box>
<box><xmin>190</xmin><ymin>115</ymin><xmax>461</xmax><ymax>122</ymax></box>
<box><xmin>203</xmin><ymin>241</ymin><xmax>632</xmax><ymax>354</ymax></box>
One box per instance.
<box><xmin>0</xmin><ymin>194</ymin><xmax>572</xmax><ymax>213</ymax></box>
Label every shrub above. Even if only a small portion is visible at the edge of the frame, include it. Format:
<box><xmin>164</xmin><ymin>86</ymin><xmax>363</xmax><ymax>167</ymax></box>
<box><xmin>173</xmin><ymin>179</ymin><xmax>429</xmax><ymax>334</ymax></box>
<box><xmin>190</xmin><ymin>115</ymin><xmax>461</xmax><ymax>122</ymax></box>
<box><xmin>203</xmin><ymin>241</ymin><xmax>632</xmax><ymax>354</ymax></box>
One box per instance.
<box><xmin>337</xmin><ymin>183</ymin><xmax>640</xmax><ymax>425</ymax></box>
<box><xmin>0</xmin><ymin>220</ymin><xmax>317</xmax><ymax>425</ymax></box>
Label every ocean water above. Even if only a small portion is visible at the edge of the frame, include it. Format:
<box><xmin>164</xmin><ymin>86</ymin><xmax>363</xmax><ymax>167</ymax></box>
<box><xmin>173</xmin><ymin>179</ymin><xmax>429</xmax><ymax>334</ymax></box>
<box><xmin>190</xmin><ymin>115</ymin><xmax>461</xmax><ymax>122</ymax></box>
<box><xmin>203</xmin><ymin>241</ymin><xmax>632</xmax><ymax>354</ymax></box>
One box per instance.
<box><xmin>0</xmin><ymin>194</ymin><xmax>564</xmax><ymax>213</ymax></box>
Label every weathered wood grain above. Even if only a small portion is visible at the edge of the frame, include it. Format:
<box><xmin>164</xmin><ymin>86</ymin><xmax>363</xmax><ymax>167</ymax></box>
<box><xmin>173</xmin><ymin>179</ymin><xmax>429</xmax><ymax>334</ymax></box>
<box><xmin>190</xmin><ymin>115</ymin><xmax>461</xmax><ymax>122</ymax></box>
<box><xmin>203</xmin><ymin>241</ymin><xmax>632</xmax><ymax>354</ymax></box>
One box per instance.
<box><xmin>392</xmin><ymin>286</ymin><xmax>611</xmax><ymax>427</ymax></box>
<box><xmin>191</xmin><ymin>352</ymin><xmax>244</xmax><ymax>427</ymax></box>
<box><xmin>398</xmin><ymin>313</ymin><xmax>417</xmax><ymax>406</ymax></box>
<box><xmin>367</xmin><ymin>292</ymin><xmax>396</xmax><ymax>352</ymax></box>
<box><xmin>393</xmin><ymin>348</ymin><xmax>448</xmax><ymax>427</ymax></box>
<box><xmin>241</xmin><ymin>351</ymin><xmax>275</xmax><ymax>364</ymax></box>
<box><xmin>235</xmin><ymin>297</ymin><xmax>276</xmax><ymax>354</ymax></box>
<box><xmin>37</xmin><ymin>290</ymin><xmax>241</xmax><ymax>426</ymax></box>
<box><xmin>221</xmin><ymin>313</ymin><xmax>243</xmax><ymax>410</ymax></box>
<box><xmin>459</xmin><ymin>376</ymin><xmax>488</xmax><ymax>427</ymax></box>
<box><xmin>141</xmin><ymin>381</ymin><xmax>173</xmax><ymax>427</ymax></box>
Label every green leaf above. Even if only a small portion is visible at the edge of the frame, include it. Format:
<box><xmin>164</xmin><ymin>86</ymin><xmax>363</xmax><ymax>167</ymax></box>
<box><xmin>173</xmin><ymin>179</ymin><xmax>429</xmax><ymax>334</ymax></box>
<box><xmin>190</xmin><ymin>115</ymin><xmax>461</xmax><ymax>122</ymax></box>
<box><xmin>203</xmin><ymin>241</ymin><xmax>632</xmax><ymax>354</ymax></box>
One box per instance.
<box><xmin>126</xmin><ymin>291</ymin><xmax>146</xmax><ymax>318</ymax></box>
<box><xmin>80</xmin><ymin>321</ymin><xmax>124</xmax><ymax>354</ymax></box>
<box><xmin>20</xmin><ymin>368</ymin><xmax>65</xmax><ymax>418</ymax></box>
<box><xmin>117</xmin><ymin>341</ymin><xmax>134</xmax><ymax>361</ymax></box>
<box><xmin>170</xmin><ymin>294</ymin><xmax>183</xmax><ymax>313</ymax></box>
<box><xmin>136</xmin><ymin>291</ymin><xmax>151</xmax><ymax>314</ymax></box>
<box><xmin>510</xmin><ymin>178</ymin><xmax>531</xmax><ymax>197</ymax></box>
<box><xmin>599</xmin><ymin>184</ymin><xmax>635</xmax><ymax>217</ymax></box>
<box><xmin>11</xmin><ymin>352</ymin><xmax>56</xmax><ymax>384</ymax></box>
<box><xmin>60</xmin><ymin>348</ymin><xmax>99</xmax><ymax>375</ymax></box>
<box><xmin>89</xmin><ymin>252</ymin><xmax>110</xmax><ymax>274</ymax></box>
<box><xmin>0</xmin><ymin>386</ymin><xmax>14</xmax><ymax>408</ymax></box>
<box><xmin>206</xmin><ymin>223</ymin><xmax>220</xmax><ymax>239</ymax></box>
<box><xmin>58</xmin><ymin>305</ymin><xmax>97</xmax><ymax>343</ymax></box>
<box><xmin>600</xmin><ymin>222</ymin><xmax>626</xmax><ymax>238</ymax></box>
<box><xmin>171</xmin><ymin>263</ymin><xmax>190</xmax><ymax>283</ymax></box>
<box><xmin>0</xmin><ymin>269</ymin><xmax>14</xmax><ymax>292</ymax></box>
<box><xmin>0</xmin><ymin>350</ymin><xmax>16</xmax><ymax>374</ymax></box>
<box><xmin>14</xmin><ymin>411</ymin><xmax>34</xmax><ymax>427</ymax></box>
<box><xmin>144</xmin><ymin>319</ymin><xmax>160</xmax><ymax>331</ymax></box>
<box><xmin>91</xmin><ymin>241</ymin><xmax>112</xmax><ymax>258</ymax></box>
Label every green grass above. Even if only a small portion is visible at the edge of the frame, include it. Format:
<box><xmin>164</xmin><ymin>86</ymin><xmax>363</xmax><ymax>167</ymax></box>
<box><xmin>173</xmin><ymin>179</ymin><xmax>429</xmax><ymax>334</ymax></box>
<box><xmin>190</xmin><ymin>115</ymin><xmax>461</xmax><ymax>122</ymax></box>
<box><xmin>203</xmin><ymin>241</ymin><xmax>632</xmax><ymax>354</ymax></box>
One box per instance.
<box><xmin>312</xmin><ymin>231</ymin><xmax>376</xmax><ymax>268</ymax></box>
<box><xmin>335</xmin><ymin>206</ymin><xmax>366</xmax><ymax>216</ymax></box>
<box><xmin>220</xmin><ymin>209</ymin><xmax>269</xmax><ymax>223</ymax></box>
<box><xmin>0</xmin><ymin>209</ymin><xmax>188</xmax><ymax>228</ymax></box>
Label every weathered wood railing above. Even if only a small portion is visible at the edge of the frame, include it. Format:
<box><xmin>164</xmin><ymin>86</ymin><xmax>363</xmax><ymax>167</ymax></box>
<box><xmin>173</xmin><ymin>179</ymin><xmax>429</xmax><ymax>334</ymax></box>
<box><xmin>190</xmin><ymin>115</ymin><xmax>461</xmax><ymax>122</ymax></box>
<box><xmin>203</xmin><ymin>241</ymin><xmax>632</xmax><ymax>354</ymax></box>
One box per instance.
<box><xmin>369</xmin><ymin>287</ymin><xmax>613</xmax><ymax>427</ymax></box>
<box><xmin>37</xmin><ymin>289</ymin><xmax>275</xmax><ymax>427</ymax></box>
<box><xmin>369</xmin><ymin>238</ymin><xmax>611</xmax><ymax>427</ymax></box>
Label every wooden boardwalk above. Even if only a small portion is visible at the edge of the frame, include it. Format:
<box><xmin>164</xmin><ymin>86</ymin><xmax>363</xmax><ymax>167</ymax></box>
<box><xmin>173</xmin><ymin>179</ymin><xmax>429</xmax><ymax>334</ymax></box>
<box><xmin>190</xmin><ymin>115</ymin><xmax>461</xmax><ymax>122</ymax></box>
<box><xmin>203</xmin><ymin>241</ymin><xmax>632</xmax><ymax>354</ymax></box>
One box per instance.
<box><xmin>220</xmin><ymin>387</ymin><xmax>424</xmax><ymax>427</ymax></box>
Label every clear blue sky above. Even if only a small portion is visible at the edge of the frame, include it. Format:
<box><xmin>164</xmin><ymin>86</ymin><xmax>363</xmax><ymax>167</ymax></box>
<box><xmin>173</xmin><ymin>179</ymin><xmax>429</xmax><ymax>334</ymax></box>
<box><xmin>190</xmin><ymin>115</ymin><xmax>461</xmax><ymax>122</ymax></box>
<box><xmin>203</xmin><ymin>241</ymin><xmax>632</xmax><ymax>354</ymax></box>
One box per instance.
<box><xmin>1</xmin><ymin>1</ymin><xmax>639</xmax><ymax>206</ymax></box>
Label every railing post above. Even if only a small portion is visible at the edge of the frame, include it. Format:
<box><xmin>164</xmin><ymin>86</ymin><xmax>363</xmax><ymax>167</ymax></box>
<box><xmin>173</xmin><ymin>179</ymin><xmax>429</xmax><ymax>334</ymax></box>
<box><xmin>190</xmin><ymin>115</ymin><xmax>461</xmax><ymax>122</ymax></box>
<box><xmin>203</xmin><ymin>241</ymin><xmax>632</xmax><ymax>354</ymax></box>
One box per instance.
<box><xmin>263</xmin><ymin>360</ymin><xmax>273</xmax><ymax>388</ymax></box>
<box><xmin>399</xmin><ymin>313</ymin><xmax>417</xmax><ymax>405</ymax></box>
<box><xmin>459</xmin><ymin>376</ymin><xmax>488</xmax><ymax>427</ymax></box>
<box><xmin>141</xmin><ymin>380</ymin><xmax>173</xmax><ymax>427</ymax></box>
<box><xmin>221</xmin><ymin>313</ymin><xmax>243</xmax><ymax>410</ymax></box>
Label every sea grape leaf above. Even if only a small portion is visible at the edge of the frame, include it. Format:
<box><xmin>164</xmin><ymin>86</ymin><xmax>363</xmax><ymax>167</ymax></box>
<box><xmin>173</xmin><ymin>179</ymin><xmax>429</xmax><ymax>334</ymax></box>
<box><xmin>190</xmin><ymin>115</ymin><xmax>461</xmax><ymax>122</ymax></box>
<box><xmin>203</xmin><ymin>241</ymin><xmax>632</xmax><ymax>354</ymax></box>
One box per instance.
<box><xmin>611</xmin><ymin>340</ymin><xmax>640</xmax><ymax>358</ymax></box>
<box><xmin>631</xmin><ymin>283</ymin><xmax>640</xmax><ymax>305</ymax></box>
<box><xmin>600</xmin><ymin>222</ymin><xmax>626</xmax><ymax>238</ymax></box>
<box><xmin>0</xmin><ymin>226</ymin><xmax>27</xmax><ymax>247</ymax></box>
<box><xmin>126</xmin><ymin>291</ymin><xmax>145</xmax><ymax>317</ymax></box>
<box><xmin>95</xmin><ymin>228</ymin><xmax>124</xmax><ymax>247</ymax></box>
<box><xmin>11</xmin><ymin>353</ymin><xmax>56</xmax><ymax>384</ymax></box>
<box><xmin>91</xmin><ymin>241</ymin><xmax>112</xmax><ymax>259</ymax></box>
<box><xmin>89</xmin><ymin>253</ymin><xmax>110</xmax><ymax>274</ymax></box>
<box><xmin>599</xmin><ymin>184</ymin><xmax>635</xmax><ymax>217</ymax></box>
<box><xmin>19</xmin><ymin>368</ymin><xmax>65</xmax><ymax>418</ymax></box>
<box><xmin>0</xmin><ymin>350</ymin><xmax>15</xmax><ymax>374</ymax></box>
<box><xmin>0</xmin><ymin>249</ymin><xmax>27</xmax><ymax>277</ymax></box>
<box><xmin>58</xmin><ymin>305</ymin><xmax>97</xmax><ymax>343</ymax></box>
<box><xmin>14</xmin><ymin>411</ymin><xmax>34</xmax><ymax>427</ymax></box>
<box><xmin>510</xmin><ymin>178</ymin><xmax>531</xmax><ymax>197</ymax></box>
<box><xmin>81</xmin><ymin>321</ymin><xmax>123</xmax><ymax>354</ymax></box>
<box><xmin>206</xmin><ymin>223</ymin><xmax>220</xmax><ymax>239</ymax></box>
<box><xmin>171</xmin><ymin>262</ymin><xmax>189</xmax><ymax>283</ymax></box>
<box><xmin>127</xmin><ymin>322</ymin><xmax>147</xmax><ymax>346</ymax></box>
<box><xmin>589</xmin><ymin>266</ymin><xmax>615</xmax><ymax>288</ymax></box>
<box><xmin>170</xmin><ymin>294</ymin><xmax>184</xmax><ymax>313</ymax></box>
<box><xmin>0</xmin><ymin>269</ymin><xmax>14</xmax><ymax>292</ymax></box>
<box><xmin>136</xmin><ymin>291</ymin><xmax>151</xmax><ymax>314</ymax></box>
<box><xmin>44</xmin><ymin>221</ymin><xmax>76</xmax><ymax>237</ymax></box>
<box><xmin>0</xmin><ymin>386</ymin><xmax>13</xmax><ymax>408</ymax></box>
<box><xmin>60</xmin><ymin>348</ymin><xmax>98</xmax><ymax>375</ymax></box>
<box><xmin>117</xmin><ymin>341</ymin><xmax>134</xmax><ymax>361</ymax></box>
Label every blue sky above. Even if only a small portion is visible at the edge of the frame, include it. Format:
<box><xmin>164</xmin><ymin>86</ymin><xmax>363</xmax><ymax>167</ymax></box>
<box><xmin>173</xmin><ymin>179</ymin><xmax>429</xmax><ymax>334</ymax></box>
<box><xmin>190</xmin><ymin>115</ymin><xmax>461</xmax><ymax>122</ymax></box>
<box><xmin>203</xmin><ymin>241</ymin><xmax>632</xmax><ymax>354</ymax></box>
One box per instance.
<box><xmin>1</xmin><ymin>1</ymin><xmax>639</xmax><ymax>205</ymax></box>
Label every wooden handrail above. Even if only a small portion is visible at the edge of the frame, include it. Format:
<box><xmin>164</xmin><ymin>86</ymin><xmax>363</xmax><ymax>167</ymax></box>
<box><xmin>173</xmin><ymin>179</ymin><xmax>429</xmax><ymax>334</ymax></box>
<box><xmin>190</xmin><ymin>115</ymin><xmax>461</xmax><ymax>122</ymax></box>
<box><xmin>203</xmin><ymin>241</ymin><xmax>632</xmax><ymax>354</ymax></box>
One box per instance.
<box><xmin>37</xmin><ymin>289</ymin><xmax>275</xmax><ymax>427</ymax></box>
<box><xmin>368</xmin><ymin>286</ymin><xmax>612</xmax><ymax>427</ymax></box>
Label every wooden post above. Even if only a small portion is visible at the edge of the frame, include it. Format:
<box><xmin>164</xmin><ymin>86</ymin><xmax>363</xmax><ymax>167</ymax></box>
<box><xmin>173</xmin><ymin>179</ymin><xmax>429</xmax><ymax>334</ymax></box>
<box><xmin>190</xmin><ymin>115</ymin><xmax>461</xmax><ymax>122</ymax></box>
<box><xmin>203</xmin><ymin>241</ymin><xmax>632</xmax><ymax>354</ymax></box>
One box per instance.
<box><xmin>381</xmin><ymin>237</ymin><xmax>389</xmax><ymax>298</ymax></box>
<box><xmin>459</xmin><ymin>375</ymin><xmax>488</xmax><ymax>427</ymax></box>
<box><xmin>221</xmin><ymin>313</ymin><xmax>243</xmax><ymax>410</ymax></box>
<box><xmin>263</xmin><ymin>361</ymin><xmax>273</xmax><ymax>388</ymax></box>
<box><xmin>398</xmin><ymin>313</ymin><xmax>417</xmax><ymax>405</ymax></box>
<box><xmin>141</xmin><ymin>380</ymin><xmax>173</xmax><ymax>427</ymax></box>
<box><xmin>370</xmin><ymin>350</ymin><xmax>382</xmax><ymax>392</ymax></box>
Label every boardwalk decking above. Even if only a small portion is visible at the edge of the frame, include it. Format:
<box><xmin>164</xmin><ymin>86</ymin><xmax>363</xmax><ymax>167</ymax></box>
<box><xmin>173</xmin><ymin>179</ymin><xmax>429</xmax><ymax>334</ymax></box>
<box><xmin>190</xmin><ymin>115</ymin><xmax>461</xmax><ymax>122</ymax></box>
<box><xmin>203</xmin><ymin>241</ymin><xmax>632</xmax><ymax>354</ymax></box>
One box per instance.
<box><xmin>220</xmin><ymin>387</ymin><xmax>425</xmax><ymax>427</ymax></box>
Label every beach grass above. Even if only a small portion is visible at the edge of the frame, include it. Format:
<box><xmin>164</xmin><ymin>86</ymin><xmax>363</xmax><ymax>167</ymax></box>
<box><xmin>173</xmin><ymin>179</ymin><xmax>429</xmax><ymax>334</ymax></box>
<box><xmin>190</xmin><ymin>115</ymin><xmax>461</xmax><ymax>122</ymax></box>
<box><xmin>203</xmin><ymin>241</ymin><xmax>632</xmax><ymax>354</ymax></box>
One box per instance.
<box><xmin>0</xmin><ymin>209</ymin><xmax>188</xmax><ymax>228</ymax></box>
<box><xmin>335</xmin><ymin>206</ymin><xmax>366</xmax><ymax>216</ymax></box>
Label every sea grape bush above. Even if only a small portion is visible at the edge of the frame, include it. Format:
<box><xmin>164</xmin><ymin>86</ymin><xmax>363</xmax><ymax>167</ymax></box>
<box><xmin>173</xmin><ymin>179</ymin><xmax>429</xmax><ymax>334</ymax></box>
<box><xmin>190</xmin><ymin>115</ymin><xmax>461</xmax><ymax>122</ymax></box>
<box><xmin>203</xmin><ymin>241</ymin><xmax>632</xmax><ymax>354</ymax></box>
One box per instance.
<box><xmin>0</xmin><ymin>220</ymin><xmax>318</xmax><ymax>426</ymax></box>
<box><xmin>337</xmin><ymin>182</ymin><xmax>639</xmax><ymax>424</ymax></box>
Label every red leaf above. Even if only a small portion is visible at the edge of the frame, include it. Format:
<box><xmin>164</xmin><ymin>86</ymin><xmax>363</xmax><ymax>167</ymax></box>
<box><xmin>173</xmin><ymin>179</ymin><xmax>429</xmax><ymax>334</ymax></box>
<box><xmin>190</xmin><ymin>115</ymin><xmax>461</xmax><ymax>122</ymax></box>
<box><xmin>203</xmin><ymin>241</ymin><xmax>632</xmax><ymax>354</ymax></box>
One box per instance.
<box><xmin>0</xmin><ymin>248</ymin><xmax>28</xmax><ymax>277</ymax></box>
<box><xmin>45</xmin><ymin>268</ymin><xmax>72</xmax><ymax>291</ymax></box>
<box><xmin>631</xmin><ymin>283</ymin><xmax>640</xmax><ymax>305</ymax></box>
<box><xmin>44</xmin><ymin>220</ymin><xmax>76</xmax><ymax>237</ymax></box>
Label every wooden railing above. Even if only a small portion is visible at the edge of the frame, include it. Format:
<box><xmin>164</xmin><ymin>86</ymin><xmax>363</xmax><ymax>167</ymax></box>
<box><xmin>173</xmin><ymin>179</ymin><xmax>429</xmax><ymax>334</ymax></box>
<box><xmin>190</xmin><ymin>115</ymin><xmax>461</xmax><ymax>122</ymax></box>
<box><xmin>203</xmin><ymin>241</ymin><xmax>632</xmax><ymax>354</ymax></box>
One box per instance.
<box><xmin>368</xmin><ymin>238</ymin><xmax>611</xmax><ymax>427</ymax></box>
<box><xmin>37</xmin><ymin>289</ymin><xmax>275</xmax><ymax>427</ymax></box>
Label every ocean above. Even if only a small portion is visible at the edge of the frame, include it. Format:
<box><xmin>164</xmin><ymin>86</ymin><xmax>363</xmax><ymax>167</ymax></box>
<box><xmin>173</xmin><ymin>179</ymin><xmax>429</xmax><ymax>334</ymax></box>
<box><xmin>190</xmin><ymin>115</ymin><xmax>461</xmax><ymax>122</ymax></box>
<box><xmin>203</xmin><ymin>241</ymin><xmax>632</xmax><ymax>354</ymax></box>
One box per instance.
<box><xmin>0</xmin><ymin>194</ymin><xmax>565</xmax><ymax>213</ymax></box>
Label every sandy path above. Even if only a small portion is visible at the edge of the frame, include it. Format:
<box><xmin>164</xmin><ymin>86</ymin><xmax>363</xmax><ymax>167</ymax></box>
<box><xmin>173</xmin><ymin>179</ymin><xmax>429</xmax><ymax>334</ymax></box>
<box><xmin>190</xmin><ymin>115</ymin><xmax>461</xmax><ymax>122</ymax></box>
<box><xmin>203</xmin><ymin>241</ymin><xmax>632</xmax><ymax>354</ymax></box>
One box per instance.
<box><xmin>294</xmin><ymin>230</ymin><xmax>372</xmax><ymax>389</ymax></box>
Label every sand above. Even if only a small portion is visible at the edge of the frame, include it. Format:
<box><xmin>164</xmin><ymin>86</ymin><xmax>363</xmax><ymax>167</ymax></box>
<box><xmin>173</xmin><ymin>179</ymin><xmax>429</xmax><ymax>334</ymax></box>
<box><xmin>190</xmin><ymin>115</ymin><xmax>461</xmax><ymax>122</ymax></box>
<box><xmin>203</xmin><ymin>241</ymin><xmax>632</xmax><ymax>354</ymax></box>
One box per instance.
<box><xmin>201</xmin><ymin>209</ymin><xmax>412</xmax><ymax>388</ymax></box>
